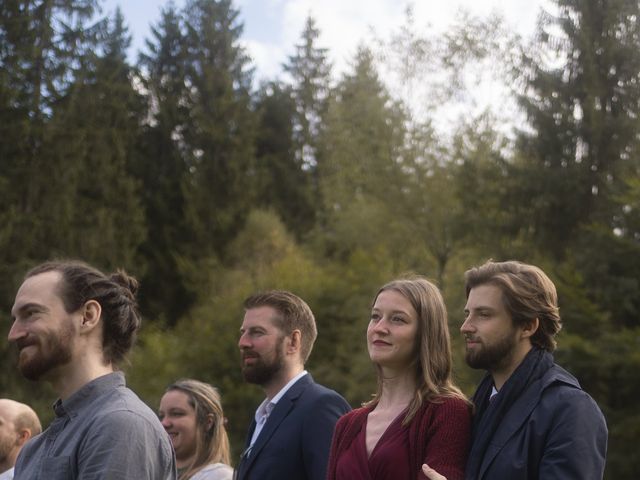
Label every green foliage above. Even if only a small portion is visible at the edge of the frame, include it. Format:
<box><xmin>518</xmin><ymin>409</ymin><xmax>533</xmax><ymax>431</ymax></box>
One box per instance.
<box><xmin>283</xmin><ymin>15</ymin><xmax>332</xmax><ymax>172</ymax></box>
<box><xmin>515</xmin><ymin>0</ymin><xmax>640</xmax><ymax>257</ymax></box>
<box><xmin>181</xmin><ymin>0</ymin><xmax>257</xmax><ymax>256</ymax></box>
<box><xmin>58</xmin><ymin>8</ymin><xmax>146</xmax><ymax>268</ymax></box>
<box><xmin>253</xmin><ymin>82</ymin><xmax>315</xmax><ymax>235</ymax></box>
<box><xmin>0</xmin><ymin>0</ymin><xmax>103</xmax><ymax>307</ymax></box>
<box><xmin>1</xmin><ymin>2</ymin><xmax>639</xmax><ymax>477</ymax></box>
<box><xmin>135</xmin><ymin>3</ymin><xmax>195</xmax><ymax>325</ymax></box>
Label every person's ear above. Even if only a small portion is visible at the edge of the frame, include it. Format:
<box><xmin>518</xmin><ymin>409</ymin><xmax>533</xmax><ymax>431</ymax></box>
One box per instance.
<box><xmin>521</xmin><ymin>317</ymin><xmax>540</xmax><ymax>339</ymax></box>
<box><xmin>80</xmin><ymin>300</ymin><xmax>102</xmax><ymax>332</ymax></box>
<box><xmin>287</xmin><ymin>330</ymin><xmax>301</xmax><ymax>354</ymax></box>
<box><xmin>16</xmin><ymin>428</ymin><xmax>32</xmax><ymax>446</ymax></box>
<box><xmin>206</xmin><ymin>414</ymin><xmax>215</xmax><ymax>431</ymax></box>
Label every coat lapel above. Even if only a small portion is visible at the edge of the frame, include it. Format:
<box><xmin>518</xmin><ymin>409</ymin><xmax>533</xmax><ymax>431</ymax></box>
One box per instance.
<box><xmin>236</xmin><ymin>420</ymin><xmax>256</xmax><ymax>479</ymax></box>
<box><xmin>241</xmin><ymin>374</ymin><xmax>312</xmax><ymax>476</ymax></box>
<box><xmin>478</xmin><ymin>379</ymin><xmax>542</xmax><ymax>478</ymax></box>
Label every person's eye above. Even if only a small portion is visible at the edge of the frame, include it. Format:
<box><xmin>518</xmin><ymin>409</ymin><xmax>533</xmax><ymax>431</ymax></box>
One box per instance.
<box><xmin>370</xmin><ymin>313</ymin><xmax>381</xmax><ymax>322</ymax></box>
<box><xmin>391</xmin><ymin>315</ymin><xmax>407</xmax><ymax>324</ymax></box>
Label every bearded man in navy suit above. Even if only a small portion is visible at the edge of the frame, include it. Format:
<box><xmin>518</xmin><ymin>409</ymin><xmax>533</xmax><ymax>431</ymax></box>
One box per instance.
<box><xmin>235</xmin><ymin>290</ymin><xmax>351</xmax><ymax>480</ymax></box>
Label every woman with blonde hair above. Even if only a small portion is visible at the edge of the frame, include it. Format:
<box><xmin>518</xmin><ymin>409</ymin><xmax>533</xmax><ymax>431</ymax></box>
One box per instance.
<box><xmin>327</xmin><ymin>277</ymin><xmax>471</xmax><ymax>480</ymax></box>
<box><xmin>159</xmin><ymin>379</ymin><xmax>233</xmax><ymax>480</ymax></box>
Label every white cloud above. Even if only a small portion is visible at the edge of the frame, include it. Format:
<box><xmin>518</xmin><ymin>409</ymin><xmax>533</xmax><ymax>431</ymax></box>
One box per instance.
<box><xmin>242</xmin><ymin>38</ymin><xmax>288</xmax><ymax>82</ymax></box>
<box><xmin>243</xmin><ymin>0</ymin><xmax>542</xmax><ymax>83</ymax></box>
<box><xmin>279</xmin><ymin>0</ymin><xmax>406</xmax><ymax>77</ymax></box>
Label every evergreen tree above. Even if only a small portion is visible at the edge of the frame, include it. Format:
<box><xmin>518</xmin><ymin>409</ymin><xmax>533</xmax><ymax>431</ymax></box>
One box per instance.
<box><xmin>451</xmin><ymin>114</ymin><xmax>515</xmax><ymax>256</ymax></box>
<box><xmin>136</xmin><ymin>3</ymin><xmax>195</xmax><ymax>324</ymax></box>
<box><xmin>181</xmin><ymin>0</ymin><xmax>256</xmax><ymax>258</ymax></box>
<box><xmin>0</xmin><ymin>0</ymin><xmax>103</xmax><ymax>311</ymax></box>
<box><xmin>283</xmin><ymin>15</ymin><xmax>332</xmax><ymax>212</ymax></box>
<box><xmin>54</xmin><ymin>7</ymin><xmax>146</xmax><ymax>268</ymax></box>
<box><xmin>321</xmin><ymin>47</ymin><xmax>405</xmax><ymax>205</ymax></box>
<box><xmin>317</xmin><ymin>46</ymin><xmax>408</xmax><ymax>259</ymax></box>
<box><xmin>253</xmin><ymin>82</ymin><xmax>315</xmax><ymax>236</ymax></box>
<box><xmin>515</xmin><ymin>0</ymin><xmax>640</xmax><ymax>257</ymax></box>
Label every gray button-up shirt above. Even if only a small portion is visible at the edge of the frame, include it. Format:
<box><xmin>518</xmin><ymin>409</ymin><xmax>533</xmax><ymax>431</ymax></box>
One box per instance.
<box><xmin>14</xmin><ymin>372</ymin><xmax>177</xmax><ymax>479</ymax></box>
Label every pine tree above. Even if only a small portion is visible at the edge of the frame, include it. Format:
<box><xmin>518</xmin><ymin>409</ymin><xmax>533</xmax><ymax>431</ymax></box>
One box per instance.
<box><xmin>283</xmin><ymin>16</ymin><xmax>332</xmax><ymax>211</ymax></box>
<box><xmin>320</xmin><ymin>47</ymin><xmax>405</xmax><ymax>205</ymax></box>
<box><xmin>136</xmin><ymin>3</ymin><xmax>195</xmax><ymax>324</ymax></box>
<box><xmin>515</xmin><ymin>0</ymin><xmax>640</xmax><ymax>257</ymax></box>
<box><xmin>54</xmin><ymin>7</ymin><xmax>146</xmax><ymax>268</ymax></box>
<box><xmin>0</xmin><ymin>0</ymin><xmax>102</xmax><ymax>301</ymax></box>
<box><xmin>254</xmin><ymin>82</ymin><xmax>315</xmax><ymax>236</ymax></box>
<box><xmin>181</xmin><ymin>0</ymin><xmax>256</xmax><ymax>258</ymax></box>
<box><xmin>317</xmin><ymin>46</ymin><xmax>409</xmax><ymax>258</ymax></box>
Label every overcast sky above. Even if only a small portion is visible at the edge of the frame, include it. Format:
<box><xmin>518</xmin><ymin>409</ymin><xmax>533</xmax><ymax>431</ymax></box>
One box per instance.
<box><xmin>101</xmin><ymin>0</ymin><xmax>545</xmax><ymax>81</ymax></box>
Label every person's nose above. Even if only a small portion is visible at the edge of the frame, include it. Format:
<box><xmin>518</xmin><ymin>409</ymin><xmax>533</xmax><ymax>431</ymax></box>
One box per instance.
<box><xmin>161</xmin><ymin>417</ymin><xmax>171</xmax><ymax>429</ymax></box>
<box><xmin>8</xmin><ymin>320</ymin><xmax>26</xmax><ymax>343</ymax></box>
<box><xmin>371</xmin><ymin>317</ymin><xmax>389</xmax><ymax>334</ymax></box>
<box><xmin>460</xmin><ymin>315</ymin><xmax>474</xmax><ymax>335</ymax></box>
<box><xmin>238</xmin><ymin>332</ymin><xmax>251</xmax><ymax>349</ymax></box>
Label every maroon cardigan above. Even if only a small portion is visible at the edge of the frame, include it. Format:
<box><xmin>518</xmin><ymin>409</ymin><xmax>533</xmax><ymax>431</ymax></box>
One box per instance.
<box><xmin>326</xmin><ymin>396</ymin><xmax>471</xmax><ymax>480</ymax></box>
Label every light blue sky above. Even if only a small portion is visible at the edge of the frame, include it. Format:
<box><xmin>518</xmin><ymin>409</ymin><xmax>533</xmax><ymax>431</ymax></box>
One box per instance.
<box><xmin>100</xmin><ymin>0</ymin><xmax>543</xmax><ymax>82</ymax></box>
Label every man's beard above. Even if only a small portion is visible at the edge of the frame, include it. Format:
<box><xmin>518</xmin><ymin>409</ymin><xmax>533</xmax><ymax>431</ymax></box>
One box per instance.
<box><xmin>17</xmin><ymin>321</ymin><xmax>75</xmax><ymax>381</ymax></box>
<box><xmin>465</xmin><ymin>329</ymin><xmax>518</xmax><ymax>372</ymax></box>
<box><xmin>241</xmin><ymin>340</ymin><xmax>285</xmax><ymax>386</ymax></box>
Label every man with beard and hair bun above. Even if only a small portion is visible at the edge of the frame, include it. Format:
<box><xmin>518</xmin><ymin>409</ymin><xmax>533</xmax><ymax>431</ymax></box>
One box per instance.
<box><xmin>235</xmin><ymin>290</ymin><xmax>350</xmax><ymax>480</ymax></box>
<box><xmin>8</xmin><ymin>260</ymin><xmax>177</xmax><ymax>480</ymax></box>
<box><xmin>0</xmin><ymin>399</ymin><xmax>41</xmax><ymax>480</ymax></box>
<box><xmin>422</xmin><ymin>260</ymin><xmax>608</xmax><ymax>480</ymax></box>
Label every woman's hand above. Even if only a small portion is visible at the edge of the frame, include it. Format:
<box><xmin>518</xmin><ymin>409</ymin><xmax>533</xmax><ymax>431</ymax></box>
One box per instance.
<box><xmin>422</xmin><ymin>464</ymin><xmax>447</xmax><ymax>480</ymax></box>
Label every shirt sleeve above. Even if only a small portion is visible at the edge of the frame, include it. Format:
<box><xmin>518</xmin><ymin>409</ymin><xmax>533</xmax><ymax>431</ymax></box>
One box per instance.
<box><xmin>77</xmin><ymin>409</ymin><xmax>177</xmax><ymax>479</ymax></box>
<box><xmin>420</xmin><ymin>398</ymin><xmax>471</xmax><ymax>480</ymax></box>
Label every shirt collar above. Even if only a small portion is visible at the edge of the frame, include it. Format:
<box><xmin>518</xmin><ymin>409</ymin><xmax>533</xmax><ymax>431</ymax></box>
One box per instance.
<box><xmin>254</xmin><ymin>370</ymin><xmax>308</xmax><ymax>423</ymax></box>
<box><xmin>489</xmin><ymin>384</ymin><xmax>499</xmax><ymax>402</ymax></box>
<box><xmin>53</xmin><ymin>371</ymin><xmax>125</xmax><ymax>418</ymax></box>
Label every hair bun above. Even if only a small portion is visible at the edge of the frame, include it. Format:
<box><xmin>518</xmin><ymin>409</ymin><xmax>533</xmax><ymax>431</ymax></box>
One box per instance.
<box><xmin>110</xmin><ymin>269</ymin><xmax>139</xmax><ymax>298</ymax></box>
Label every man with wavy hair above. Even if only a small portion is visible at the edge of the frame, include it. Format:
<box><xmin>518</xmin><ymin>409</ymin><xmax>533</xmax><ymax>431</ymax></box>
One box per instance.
<box><xmin>8</xmin><ymin>260</ymin><xmax>176</xmax><ymax>479</ymax></box>
<box><xmin>423</xmin><ymin>260</ymin><xmax>607</xmax><ymax>480</ymax></box>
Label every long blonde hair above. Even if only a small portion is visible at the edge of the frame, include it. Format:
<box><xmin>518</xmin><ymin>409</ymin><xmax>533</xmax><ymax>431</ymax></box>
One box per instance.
<box><xmin>366</xmin><ymin>277</ymin><xmax>470</xmax><ymax>424</ymax></box>
<box><xmin>166</xmin><ymin>379</ymin><xmax>231</xmax><ymax>479</ymax></box>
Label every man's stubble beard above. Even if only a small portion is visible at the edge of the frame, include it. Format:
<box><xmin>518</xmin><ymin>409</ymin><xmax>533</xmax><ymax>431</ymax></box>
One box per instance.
<box><xmin>465</xmin><ymin>329</ymin><xmax>519</xmax><ymax>372</ymax></box>
<box><xmin>18</xmin><ymin>320</ymin><xmax>75</xmax><ymax>381</ymax></box>
<box><xmin>241</xmin><ymin>339</ymin><xmax>286</xmax><ymax>386</ymax></box>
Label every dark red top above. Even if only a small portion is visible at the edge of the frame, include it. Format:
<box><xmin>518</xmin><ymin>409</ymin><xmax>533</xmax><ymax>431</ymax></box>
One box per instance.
<box><xmin>335</xmin><ymin>409</ymin><xmax>411</xmax><ymax>480</ymax></box>
<box><xmin>327</xmin><ymin>397</ymin><xmax>471</xmax><ymax>480</ymax></box>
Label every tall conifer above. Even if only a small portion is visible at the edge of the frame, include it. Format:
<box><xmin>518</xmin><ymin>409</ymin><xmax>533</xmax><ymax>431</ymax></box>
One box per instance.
<box><xmin>136</xmin><ymin>3</ymin><xmax>194</xmax><ymax>323</ymax></box>
<box><xmin>515</xmin><ymin>0</ymin><xmax>640</xmax><ymax>257</ymax></box>
<box><xmin>181</xmin><ymin>0</ymin><xmax>256</xmax><ymax>257</ymax></box>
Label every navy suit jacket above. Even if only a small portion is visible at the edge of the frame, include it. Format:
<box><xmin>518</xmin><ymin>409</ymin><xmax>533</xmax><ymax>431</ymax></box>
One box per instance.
<box><xmin>235</xmin><ymin>373</ymin><xmax>351</xmax><ymax>480</ymax></box>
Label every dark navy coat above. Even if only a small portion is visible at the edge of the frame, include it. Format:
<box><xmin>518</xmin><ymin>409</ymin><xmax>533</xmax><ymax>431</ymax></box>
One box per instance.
<box><xmin>468</xmin><ymin>364</ymin><xmax>608</xmax><ymax>479</ymax></box>
<box><xmin>235</xmin><ymin>374</ymin><xmax>351</xmax><ymax>480</ymax></box>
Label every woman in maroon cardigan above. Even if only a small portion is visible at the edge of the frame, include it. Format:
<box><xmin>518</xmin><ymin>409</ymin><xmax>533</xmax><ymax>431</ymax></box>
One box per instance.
<box><xmin>327</xmin><ymin>277</ymin><xmax>471</xmax><ymax>480</ymax></box>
